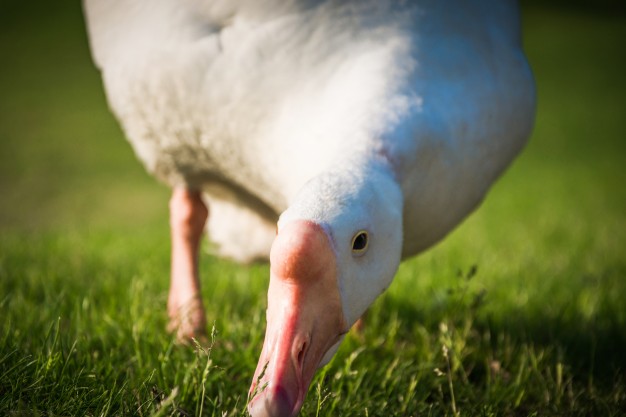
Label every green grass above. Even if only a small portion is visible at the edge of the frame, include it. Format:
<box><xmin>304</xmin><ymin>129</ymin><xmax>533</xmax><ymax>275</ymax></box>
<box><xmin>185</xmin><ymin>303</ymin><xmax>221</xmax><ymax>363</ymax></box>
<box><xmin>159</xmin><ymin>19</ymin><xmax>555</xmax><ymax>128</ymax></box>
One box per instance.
<box><xmin>1</xmin><ymin>2</ymin><xmax>625</xmax><ymax>416</ymax></box>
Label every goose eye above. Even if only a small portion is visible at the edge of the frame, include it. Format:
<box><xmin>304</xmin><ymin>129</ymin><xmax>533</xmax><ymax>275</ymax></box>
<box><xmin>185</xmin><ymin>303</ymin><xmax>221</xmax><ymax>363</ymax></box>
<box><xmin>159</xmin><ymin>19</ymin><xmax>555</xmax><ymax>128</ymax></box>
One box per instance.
<box><xmin>351</xmin><ymin>231</ymin><xmax>369</xmax><ymax>255</ymax></box>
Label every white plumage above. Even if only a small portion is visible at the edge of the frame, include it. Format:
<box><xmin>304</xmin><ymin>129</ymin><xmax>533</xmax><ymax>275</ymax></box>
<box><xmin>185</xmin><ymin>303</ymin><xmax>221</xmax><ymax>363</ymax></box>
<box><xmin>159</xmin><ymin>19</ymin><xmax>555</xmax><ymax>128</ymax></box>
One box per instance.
<box><xmin>84</xmin><ymin>1</ymin><xmax>535</xmax><ymax>415</ymax></box>
<box><xmin>85</xmin><ymin>0</ymin><xmax>534</xmax><ymax>260</ymax></box>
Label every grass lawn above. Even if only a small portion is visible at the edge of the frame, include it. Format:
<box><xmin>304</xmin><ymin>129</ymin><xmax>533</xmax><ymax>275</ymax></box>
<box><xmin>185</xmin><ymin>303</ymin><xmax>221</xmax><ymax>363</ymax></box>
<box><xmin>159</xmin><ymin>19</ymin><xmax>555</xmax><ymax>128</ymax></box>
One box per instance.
<box><xmin>1</xmin><ymin>2</ymin><xmax>625</xmax><ymax>416</ymax></box>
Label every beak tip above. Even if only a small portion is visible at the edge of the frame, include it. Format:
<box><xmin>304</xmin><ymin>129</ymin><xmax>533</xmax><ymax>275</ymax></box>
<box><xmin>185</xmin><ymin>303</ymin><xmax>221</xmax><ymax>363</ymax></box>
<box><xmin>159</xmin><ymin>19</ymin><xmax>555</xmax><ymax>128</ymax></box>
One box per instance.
<box><xmin>248</xmin><ymin>385</ymin><xmax>296</xmax><ymax>417</ymax></box>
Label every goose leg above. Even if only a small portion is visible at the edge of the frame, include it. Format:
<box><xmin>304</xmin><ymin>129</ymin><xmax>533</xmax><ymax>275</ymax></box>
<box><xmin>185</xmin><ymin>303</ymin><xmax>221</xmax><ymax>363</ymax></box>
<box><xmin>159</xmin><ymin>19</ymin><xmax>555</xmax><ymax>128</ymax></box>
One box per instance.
<box><xmin>167</xmin><ymin>188</ymin><xmax>209</xmax><ymax>341</ymax></box>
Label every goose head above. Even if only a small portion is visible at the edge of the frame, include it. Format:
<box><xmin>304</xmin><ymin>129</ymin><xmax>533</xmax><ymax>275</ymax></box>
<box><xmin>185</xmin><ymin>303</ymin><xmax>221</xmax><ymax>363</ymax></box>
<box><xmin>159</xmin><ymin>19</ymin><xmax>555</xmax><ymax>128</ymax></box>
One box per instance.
<box><xmin>248</xmin><ymin>162</ymin><xmax>403</xmax><ymax>417</ymax></box>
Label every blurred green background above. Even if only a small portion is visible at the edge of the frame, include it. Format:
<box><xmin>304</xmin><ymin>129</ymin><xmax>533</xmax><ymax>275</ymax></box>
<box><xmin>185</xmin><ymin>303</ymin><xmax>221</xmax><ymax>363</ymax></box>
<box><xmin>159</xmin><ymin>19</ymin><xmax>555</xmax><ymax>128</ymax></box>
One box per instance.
<box><xmin>0</xmin><ymin>1</ymin><xmax>170</xmax><ymax>232</ymax></box>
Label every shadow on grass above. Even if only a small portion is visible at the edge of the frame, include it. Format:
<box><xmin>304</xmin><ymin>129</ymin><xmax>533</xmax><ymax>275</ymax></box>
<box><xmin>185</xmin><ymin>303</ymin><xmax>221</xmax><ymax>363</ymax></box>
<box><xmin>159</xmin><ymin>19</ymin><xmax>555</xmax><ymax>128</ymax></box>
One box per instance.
<box><xmin>380</xmin><ymin>275</ymin><xmax>626</xmax><ymax>386</ymax></box>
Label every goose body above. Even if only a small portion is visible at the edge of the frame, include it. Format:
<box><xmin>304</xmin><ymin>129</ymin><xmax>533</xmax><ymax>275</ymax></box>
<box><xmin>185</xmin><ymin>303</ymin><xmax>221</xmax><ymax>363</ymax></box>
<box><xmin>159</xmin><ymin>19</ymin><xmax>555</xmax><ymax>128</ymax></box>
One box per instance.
<box><xmin>84</xmin><ymin>1</ymin><xmax>535</xmax><ymax>415</ymax></box>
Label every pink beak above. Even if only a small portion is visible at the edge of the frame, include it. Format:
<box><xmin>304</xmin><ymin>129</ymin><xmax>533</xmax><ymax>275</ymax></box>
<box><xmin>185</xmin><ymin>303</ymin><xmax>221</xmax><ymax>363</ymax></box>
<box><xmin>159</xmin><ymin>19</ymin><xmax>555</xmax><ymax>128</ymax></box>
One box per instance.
<box><xmin>248</xmin><ymin>220</ymin><xmax>348</xmax><ymax>417</ymax></box>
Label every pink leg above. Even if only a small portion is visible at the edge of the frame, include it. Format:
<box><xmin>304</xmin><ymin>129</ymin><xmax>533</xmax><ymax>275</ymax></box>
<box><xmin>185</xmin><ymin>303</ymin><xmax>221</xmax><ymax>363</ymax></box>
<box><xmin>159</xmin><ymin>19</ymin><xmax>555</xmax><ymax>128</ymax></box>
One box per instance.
<box><xmin>167</xmin><ymin>188</ymin><xmax>209</xmax><ymax>341</ymax></box>
<box><xmin>352</xmin><ymin>310</ymin><xmax>368</xmax><ymax>334</ymax></box>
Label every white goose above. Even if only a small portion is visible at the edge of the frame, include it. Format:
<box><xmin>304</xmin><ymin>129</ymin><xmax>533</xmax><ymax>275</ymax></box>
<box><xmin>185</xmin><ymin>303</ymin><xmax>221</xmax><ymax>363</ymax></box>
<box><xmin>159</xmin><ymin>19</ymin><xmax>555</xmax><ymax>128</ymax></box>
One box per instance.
<box><xmin>83</xmin><ymin>1</ymin><xmax>535</xmax><ymax>416</ymax></box>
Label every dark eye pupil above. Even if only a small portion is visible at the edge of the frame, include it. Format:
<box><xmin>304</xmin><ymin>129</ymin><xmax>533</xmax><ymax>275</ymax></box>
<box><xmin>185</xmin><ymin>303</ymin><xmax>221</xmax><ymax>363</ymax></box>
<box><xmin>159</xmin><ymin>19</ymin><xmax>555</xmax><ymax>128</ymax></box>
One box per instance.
<box><xmin>353</xmin><ymin>233</ymin><xmax>368</xmax><ymax>251</ymax></box>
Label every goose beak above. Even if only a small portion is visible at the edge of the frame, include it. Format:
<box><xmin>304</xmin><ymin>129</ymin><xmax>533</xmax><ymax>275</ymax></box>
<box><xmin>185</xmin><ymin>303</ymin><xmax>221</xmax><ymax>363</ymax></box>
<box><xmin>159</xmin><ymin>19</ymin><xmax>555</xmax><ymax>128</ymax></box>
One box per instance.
<box><xmin>248</xmin><ymin>221</ymin><xmax>348</xmax><ymax>417</ymax></box>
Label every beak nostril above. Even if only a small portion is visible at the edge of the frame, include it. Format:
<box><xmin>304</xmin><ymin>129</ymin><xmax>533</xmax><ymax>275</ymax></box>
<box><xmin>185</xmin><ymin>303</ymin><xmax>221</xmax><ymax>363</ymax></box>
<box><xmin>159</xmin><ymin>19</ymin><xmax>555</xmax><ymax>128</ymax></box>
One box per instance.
<box><xmin>297</xmin><ymin>341</ymin><xmax>307</xmax><ymax>369</ymax></box>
